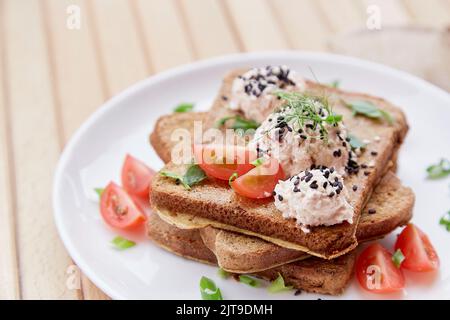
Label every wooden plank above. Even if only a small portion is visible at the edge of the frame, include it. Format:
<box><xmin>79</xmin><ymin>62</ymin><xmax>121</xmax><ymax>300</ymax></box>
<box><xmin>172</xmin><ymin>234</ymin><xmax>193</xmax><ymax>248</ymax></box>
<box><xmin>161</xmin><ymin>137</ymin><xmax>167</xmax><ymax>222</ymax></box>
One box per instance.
<box><xmin>2</xmin><ymin>0</ymin><xmax>80</xmax><ymax>299</ymax></box>
<box><xmin>224</xmin><ymin>0</ymin><xmax>289</xmax><ymax>51</ymax></box>
<box><xmin>358</xmin><ymin>0</ymin><xmax>411</xmax><ymax>25</ymax></box>
<box><xmin>178</xmin><ymin>0</ymin><xmax>240</xmax><ymax>58</ymax></box>
<box><xmin>87</xmin><ymin>0</ymin><xmax>150</xmax><ymax>96</ymax></box>
<box><xmin>134</xmin><ymin>0</ymin><xmax>193</xmax><ymax>72</ymax></box>
<box><xmin>42</xmin><ymin>0</ymin><xmax>110</xmax><ymax>299</ymax></box>
<box><xmin>402</xmin><ymin>0</ymin><xmax>450</xmax><ymax>28</ymax></box>
<box><xmin>316</xmin><ymin>0</ymin><xmax>366</xmax><ymax>33</ymax></box>
<box><xmin>268</xmin><ymin>0</ymin><xmax>331</xmax><ymax>51</ymax></box>
<box><xmin>0</xmin><ymin>1</ymin><xmax>20</xmax><ymax>299</ymax></box>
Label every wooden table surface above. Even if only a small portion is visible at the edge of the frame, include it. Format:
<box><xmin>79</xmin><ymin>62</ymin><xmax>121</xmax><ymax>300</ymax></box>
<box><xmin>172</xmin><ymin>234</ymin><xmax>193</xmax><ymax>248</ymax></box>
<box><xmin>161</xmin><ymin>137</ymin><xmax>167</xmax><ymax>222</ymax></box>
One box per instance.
<box><xmin>0</xmin><ymin>0</ymin><xmax>449</xmax><ymax>300</ymax></box>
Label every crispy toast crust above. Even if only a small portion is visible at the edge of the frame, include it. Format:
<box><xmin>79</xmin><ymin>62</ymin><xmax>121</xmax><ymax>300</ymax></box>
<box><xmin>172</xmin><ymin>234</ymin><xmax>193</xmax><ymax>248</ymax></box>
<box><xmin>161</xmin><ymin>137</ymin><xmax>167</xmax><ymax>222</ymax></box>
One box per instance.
<box><xmin>147</xmin><ymin>212</ymin><xmax>356</xmax><ymax>295</ymax></box>
<box><xmin>199</xmin><ymin>171</ymin><xmax>413</xmax><ymax>273</ymax></box>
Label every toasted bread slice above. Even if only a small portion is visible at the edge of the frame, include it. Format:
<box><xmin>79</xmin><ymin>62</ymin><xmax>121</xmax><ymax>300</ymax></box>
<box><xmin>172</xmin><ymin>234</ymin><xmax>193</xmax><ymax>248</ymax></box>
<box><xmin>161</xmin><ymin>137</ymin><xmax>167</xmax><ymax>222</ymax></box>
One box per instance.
<box><xmin>147</xmin><ymin>211</ymin><xmax>356</xmax><ymax>295</ymax></box>
<box><xmin>151</xmin><ymin>69</ymin><xmax>408</xmax><ymax>258</ymax></box>
<box><xmin>199</xmin><ymin>171</ymin><xmax>413</xmax><ymax>273</ymax></box>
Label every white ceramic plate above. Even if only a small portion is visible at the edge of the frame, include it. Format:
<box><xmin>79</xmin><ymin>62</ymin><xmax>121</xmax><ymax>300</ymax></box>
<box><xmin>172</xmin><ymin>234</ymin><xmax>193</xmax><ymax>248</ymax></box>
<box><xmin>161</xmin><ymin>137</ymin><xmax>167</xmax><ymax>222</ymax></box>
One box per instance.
<box><xmin>53</xmin><ymin>52</ymin><xmax>450</xmax><ymax>300</ymax></box>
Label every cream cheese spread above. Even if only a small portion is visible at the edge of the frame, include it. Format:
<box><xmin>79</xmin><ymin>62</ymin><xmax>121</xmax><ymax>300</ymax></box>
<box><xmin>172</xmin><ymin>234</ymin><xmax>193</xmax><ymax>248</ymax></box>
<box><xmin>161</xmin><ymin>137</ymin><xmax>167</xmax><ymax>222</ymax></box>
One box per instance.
<box><xmin>229</xmin><ymin>65</ymin><xmax>305</xmax><ymax>123</ymax></box>
<box><xmin>250</xmin><ymin>98</ymin><xmax>355</xmax><ymax>177</ymax></box>
<box><xmin>274</xmin><ymin>168</ymin><xmax>354</xmax><ymax>232</ymax></box>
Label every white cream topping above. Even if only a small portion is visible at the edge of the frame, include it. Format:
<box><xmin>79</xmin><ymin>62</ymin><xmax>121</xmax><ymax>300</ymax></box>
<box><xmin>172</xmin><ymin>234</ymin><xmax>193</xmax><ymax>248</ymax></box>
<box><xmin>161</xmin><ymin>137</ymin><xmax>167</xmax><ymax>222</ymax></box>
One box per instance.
<box><xmin>250</xmin><ymin>103</ymin><xmax>354</xmax><ymax>177</ymax></box>
<box><xmin>229</xmin><ymin>65</ymin><xmax>305</xmax><ymax>123</ymax></box>
<box><xmin>274</xmin><ymin>169</ymin><xmax>353</xmax><ymax>233</ymax></box>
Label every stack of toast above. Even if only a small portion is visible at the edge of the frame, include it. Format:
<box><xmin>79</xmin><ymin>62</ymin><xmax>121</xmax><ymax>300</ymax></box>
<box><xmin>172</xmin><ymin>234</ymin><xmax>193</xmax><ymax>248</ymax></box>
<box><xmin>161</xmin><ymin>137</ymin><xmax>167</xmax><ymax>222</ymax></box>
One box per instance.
<box><xmin>148</xmin><ymin>69</ymin><xmax>414</xmax><ymax>295</ymax></box>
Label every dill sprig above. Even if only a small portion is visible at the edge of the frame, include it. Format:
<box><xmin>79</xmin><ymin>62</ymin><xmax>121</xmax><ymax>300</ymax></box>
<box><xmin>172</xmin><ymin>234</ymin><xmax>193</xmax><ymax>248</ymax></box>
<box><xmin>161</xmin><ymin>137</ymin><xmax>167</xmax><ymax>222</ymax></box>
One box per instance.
<box><xmin>265</xmin><ymin>91</ymin><xmax>343</xmax><ymax>142</ymax></box>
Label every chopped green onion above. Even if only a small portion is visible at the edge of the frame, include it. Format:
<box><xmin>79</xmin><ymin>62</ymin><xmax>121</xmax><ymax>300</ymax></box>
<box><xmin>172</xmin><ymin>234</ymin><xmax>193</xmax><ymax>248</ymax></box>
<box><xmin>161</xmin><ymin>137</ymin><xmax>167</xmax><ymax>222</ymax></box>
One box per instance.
<box><xmin>111</xmin><ymin>236</ymin><xmax>136</xmax><ymax>250</ymax></box>
<box><xmin>238</xmin><ymin>275</ymin><xmax>260</xmax><ymax>287</ymax></box>
<box><xmin>439</xmin><ymin>211</ymin><xmax>450</xmax><ymax>232</ymax></box>
<box><xmin>347</xmin><ymin>134</ymin><xmax>366</xmax><ymax>150</ymax></box>
<box><xmin>251</xmin><ymin>157</ymin><xmax>265</xmax><ymax>167</ymax></box>
<box><xmin>267</xmin><ymin>273</ymin><xmax>293</xmax><ymax>293</ymax></box>
<box><xmin>173</xmin><ymin>103</ymin><xmax>194</xmax><ymax>113</ymax></box>
<box><xmin>94</xmin><ymin>188</ymin><xmax>104</xmax><ymax>198</ymax></box>
<box><xmin>426</xmin><ymin>159</ymin><xmax>450</xmax><ymax>179</ymax></box>
<box><xmin>228</xmin><ymin>172</ymin><xmax>238</xmax><ymax>187</ymax></box>
<box><xmin>392</xmin><ymin>249</ymin><xmax>405</xmax><ymax>268</ymax></box>
<box><xmin>216</xmin><ymin>116</ymin><xmax>259</xmax><ymax>130</ymax></box>
<box><xmin>345</xmin><ymin>100</ymin><xmax>393</xmax><ymax>124</ymax></box>
<box><xmin>217</xmin><ymin>268</ymin><xmax>230</xmax><ymax>279</ymax></box>
<box><xmin>330</xmin><ymin>80</ymin><xmax>340</xmax><ymax>88</ymax></box>
<box><xmin>199</xmin><ymin>276</ymin><xmax>223</xmax><ymax>300</ymax></box>
<box><xmin>160</xmin><ymin>164</ymin><xmax>206</xmax><ymax>190</ymax></box>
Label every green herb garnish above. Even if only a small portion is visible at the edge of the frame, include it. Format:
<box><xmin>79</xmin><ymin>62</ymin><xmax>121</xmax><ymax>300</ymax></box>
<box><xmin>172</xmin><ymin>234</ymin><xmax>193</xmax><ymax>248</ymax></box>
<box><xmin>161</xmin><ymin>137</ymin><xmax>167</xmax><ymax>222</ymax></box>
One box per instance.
<box><xmin>228</xmin><ymin>172</ymin><xmax>238</xmax><ymax>187</ymax></box>
<box><xmin>238</xmin><ymin>275</ymin><xmax>260</xmax><ymax>287</ymax></box>
<box><xmin>173</xmin><ymin>103</ymin><xmax>194</xmax><ymax>113</ymax></box>
<box><xmin>200</xmin><ymin>276</ymin><xmax>223</xmax><ymax>300</ymax></box>
<box><xmin>426</xmin><ymin>159</ymin><xmax>450</xmax><ymax>179</ymax></box>
<box><xmin>347</xmin><ymin>134</ymin><xmax>366</xmax><ymax>150</ymax></box>
<box><xmin>392</xmin><ymin>249</ymin><xmax>405</xmax><ymax>268</ymax></box>
<box><xmin>216</xmin><ymin>115</ymin><xmax>259</xmax><ymax>130</ymax></box>
<box><xmin>345</xmin><ymin>100</ymin><xmax>393</xmax><ymax>124</ymax></box>
<box><xmin>111</xmin><ymin>236</ymin><xmax>136</xmax><ymax>250</ymax></box>
<box><xmin>160</xmin><ymin>164</ymin><xmax>206</xmax><ymax>190</ymax></box>
<box><xmin>267</xmin><ymin>273</ymin><xmax>293</xmax><ymax>293</ymax></box>
<box><xmin>251</xmin><ymin>157</ymin><xmax>265</xmax><ymax>167</ymax></box>
<box><xmin>270</xmin><ymin>91</ymin><xmax>343</xmax><ymax>142</ymax></box>
<box><xmin>94</xmin><ymin>188</ymin><xmax>104</xmax><ymax>198</ymax></box>
<box><xmin>330</xmin><ymin>80</ymin><xmax>340</xmax><ymax>88</ymax></box>
<box><xmin>439</xmin><ymin>211</ymin><xmax>450</xmax><ymax>231</ymax></box>
<box><xmin>217</xmin><ymin>268</ymin><xmax>230</xmax><ymax>279</ymax></box>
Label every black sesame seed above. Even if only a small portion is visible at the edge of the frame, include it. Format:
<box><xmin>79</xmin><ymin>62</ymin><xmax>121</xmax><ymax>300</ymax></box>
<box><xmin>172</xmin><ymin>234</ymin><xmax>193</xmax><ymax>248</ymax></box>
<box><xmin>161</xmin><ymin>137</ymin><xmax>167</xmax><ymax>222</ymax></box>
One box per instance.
<box><xmin>323</xmin><ymin>182</ymin><xmax>328</xmax><ymax>188</ymax></box>
<box><xmin>305</xmin><ymin>175</ymin><xmax>312</xmax><ymax>183</ymax></box>
<box><xmin>352</xmin><ymin>185</ymin><xmax>358</xmax><ymax>191</ymax></box>
<box><xmin>328</xmin><ymin>192</ymin><xmax>335</xmax><ymax>197</ymax></box>
<box><xmin>268</xmin><ymin>118</ymin><xmax>272</xmax><ymax>122</ymax></box>
<box><xmin>324</xmin><ymin>171</ymin><xmax>330</xmax><ymax>179</ymax></box>
<box><xmin>293</xmin><ymin>187</ymin><xmax>300</xmax><ymax>193</ymax></box>
<box><xmin>221</xmin><ymin>95</ymin><xmax>228</xmax><ymax>101</ymax></box>
<box><xmin>336</xmin><ymin>189</ymin><xmax>341</xmax><ymax>195</ymax></box>
<box><xmin>300</xmin><ymin>135</ymin><xmax>307</xmax><ymax>140</ymax></box>
<box><xmin>371</xmin><ymin>151</ymin><xmax>378</xmax><ymax>156</ymax></box>
<box><xmin>330</xmin><ymin>167</ymin><xmax>335</xmax><ymax>173</ymax></box>
<box><xmin>361</xmin><ymin>164</ymin><xmax>368</xmax><ymax>169</ymax></box>
<box><xmin>333</xmin><ymin>149</ymin><xmax>342</xmax><ymax>157</ymax></box>
<box><xmin>272</xmin><ymin>190</ymin><xmax>276</xmax><ymax>196</ymax></box>
<box><xmin>294</xmin><ymin>179</ymin><xmax>300</xmax><ymax>186</ymax></box>
<box><xmin>364</xmin><ymin>171</ymin><xmax>370</xmax><ymax>176</ymax></box>
<box><xmin>368</xmin><ymin>208</ymin><xmax>376</xmax><ymax>214</ymax></box>
<box><xmin>294</xmin><ymin>289</ymin><xmax>302</xmax><ymax>296</ymax></box>
<box><xmin>278</xmin><ymin>195</ymin><xmax>283</xmax><ymax>201</ymax></box>
<box><xmin>310</xmin><ymin>182</ymin><xmax>318</xmax><ymax>189</ymax></box>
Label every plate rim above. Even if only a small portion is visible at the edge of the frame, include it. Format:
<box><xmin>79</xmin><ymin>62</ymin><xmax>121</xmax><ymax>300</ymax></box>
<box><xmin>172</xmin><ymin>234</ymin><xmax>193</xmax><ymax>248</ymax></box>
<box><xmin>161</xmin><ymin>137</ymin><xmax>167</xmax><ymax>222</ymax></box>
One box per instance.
<box><xmin>52</xmin><ymin>50</ymin><xmax>450</xmax><ymax>299</ymax></box>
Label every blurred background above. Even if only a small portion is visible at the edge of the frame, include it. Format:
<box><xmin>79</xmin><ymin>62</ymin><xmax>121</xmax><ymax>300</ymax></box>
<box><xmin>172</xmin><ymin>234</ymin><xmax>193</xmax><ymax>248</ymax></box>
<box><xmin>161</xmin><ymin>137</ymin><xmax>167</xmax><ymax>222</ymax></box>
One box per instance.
<box><xmin>0</xmin><ymin>0</ymin><xmax>449</xmax><ymax>300</ymax></box>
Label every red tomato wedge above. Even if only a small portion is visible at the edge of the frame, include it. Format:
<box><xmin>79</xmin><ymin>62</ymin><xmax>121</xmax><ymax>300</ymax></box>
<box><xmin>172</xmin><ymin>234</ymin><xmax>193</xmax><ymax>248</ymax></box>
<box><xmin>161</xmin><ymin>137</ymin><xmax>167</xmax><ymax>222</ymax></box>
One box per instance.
<box><xmin>100</xmin><ymin>182</ymin><xmax>147</xmax><ymax>229</ymax></box>
<box><xmin>231</xmin><ymin>158</ymin><xmax>285</xmax><ymax>199</ymax></box>
<box><xmin>355</xmin><ymin>243</ymin><xmax>405</xmax><ymax>294</ymax></box>
<box><xmin>121</xmin><ymin>154</ymin><xmax>156</xmax><ymax>198</ymax></box>
<box><xmin>193</xmin><ymin>144</ymin><xmax>257</xmax><ymax>180</ymax></box>
<box><xmin>395</xmin><ymin>224</ymin><xmax>440</xmax><ymax>272</ymax></box>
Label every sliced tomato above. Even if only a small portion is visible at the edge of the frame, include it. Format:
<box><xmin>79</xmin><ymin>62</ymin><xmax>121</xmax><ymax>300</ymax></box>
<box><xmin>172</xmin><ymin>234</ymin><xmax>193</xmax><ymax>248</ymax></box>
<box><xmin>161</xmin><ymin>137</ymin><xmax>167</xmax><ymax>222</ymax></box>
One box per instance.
<box><xmin>193</xmin><ymin>144</ymin><xmax>257</xmax><ymax>180</ymax></box>
<box><xmin>355</xmin><ymin>243</ymin><xmax>405</xmax><ymax>294</ymax></box>
<box><xmin>121</xmin><ymin>154</ymin><xmax>156</xmax><ymax>199</ymax></box>
<box><xmin>231</xmin><ymin>158</ymin><xmax>285</xmax><ymax>199</ymax></box>
<box><xmin>100</xmin><ymin>182</ymin><xmax>147</xmax><ymax>229</ymax></box>
<box><xmin>395</xmin><ymin>224</ymin><xmax>439</xmax><ymax>272</ymax></box>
